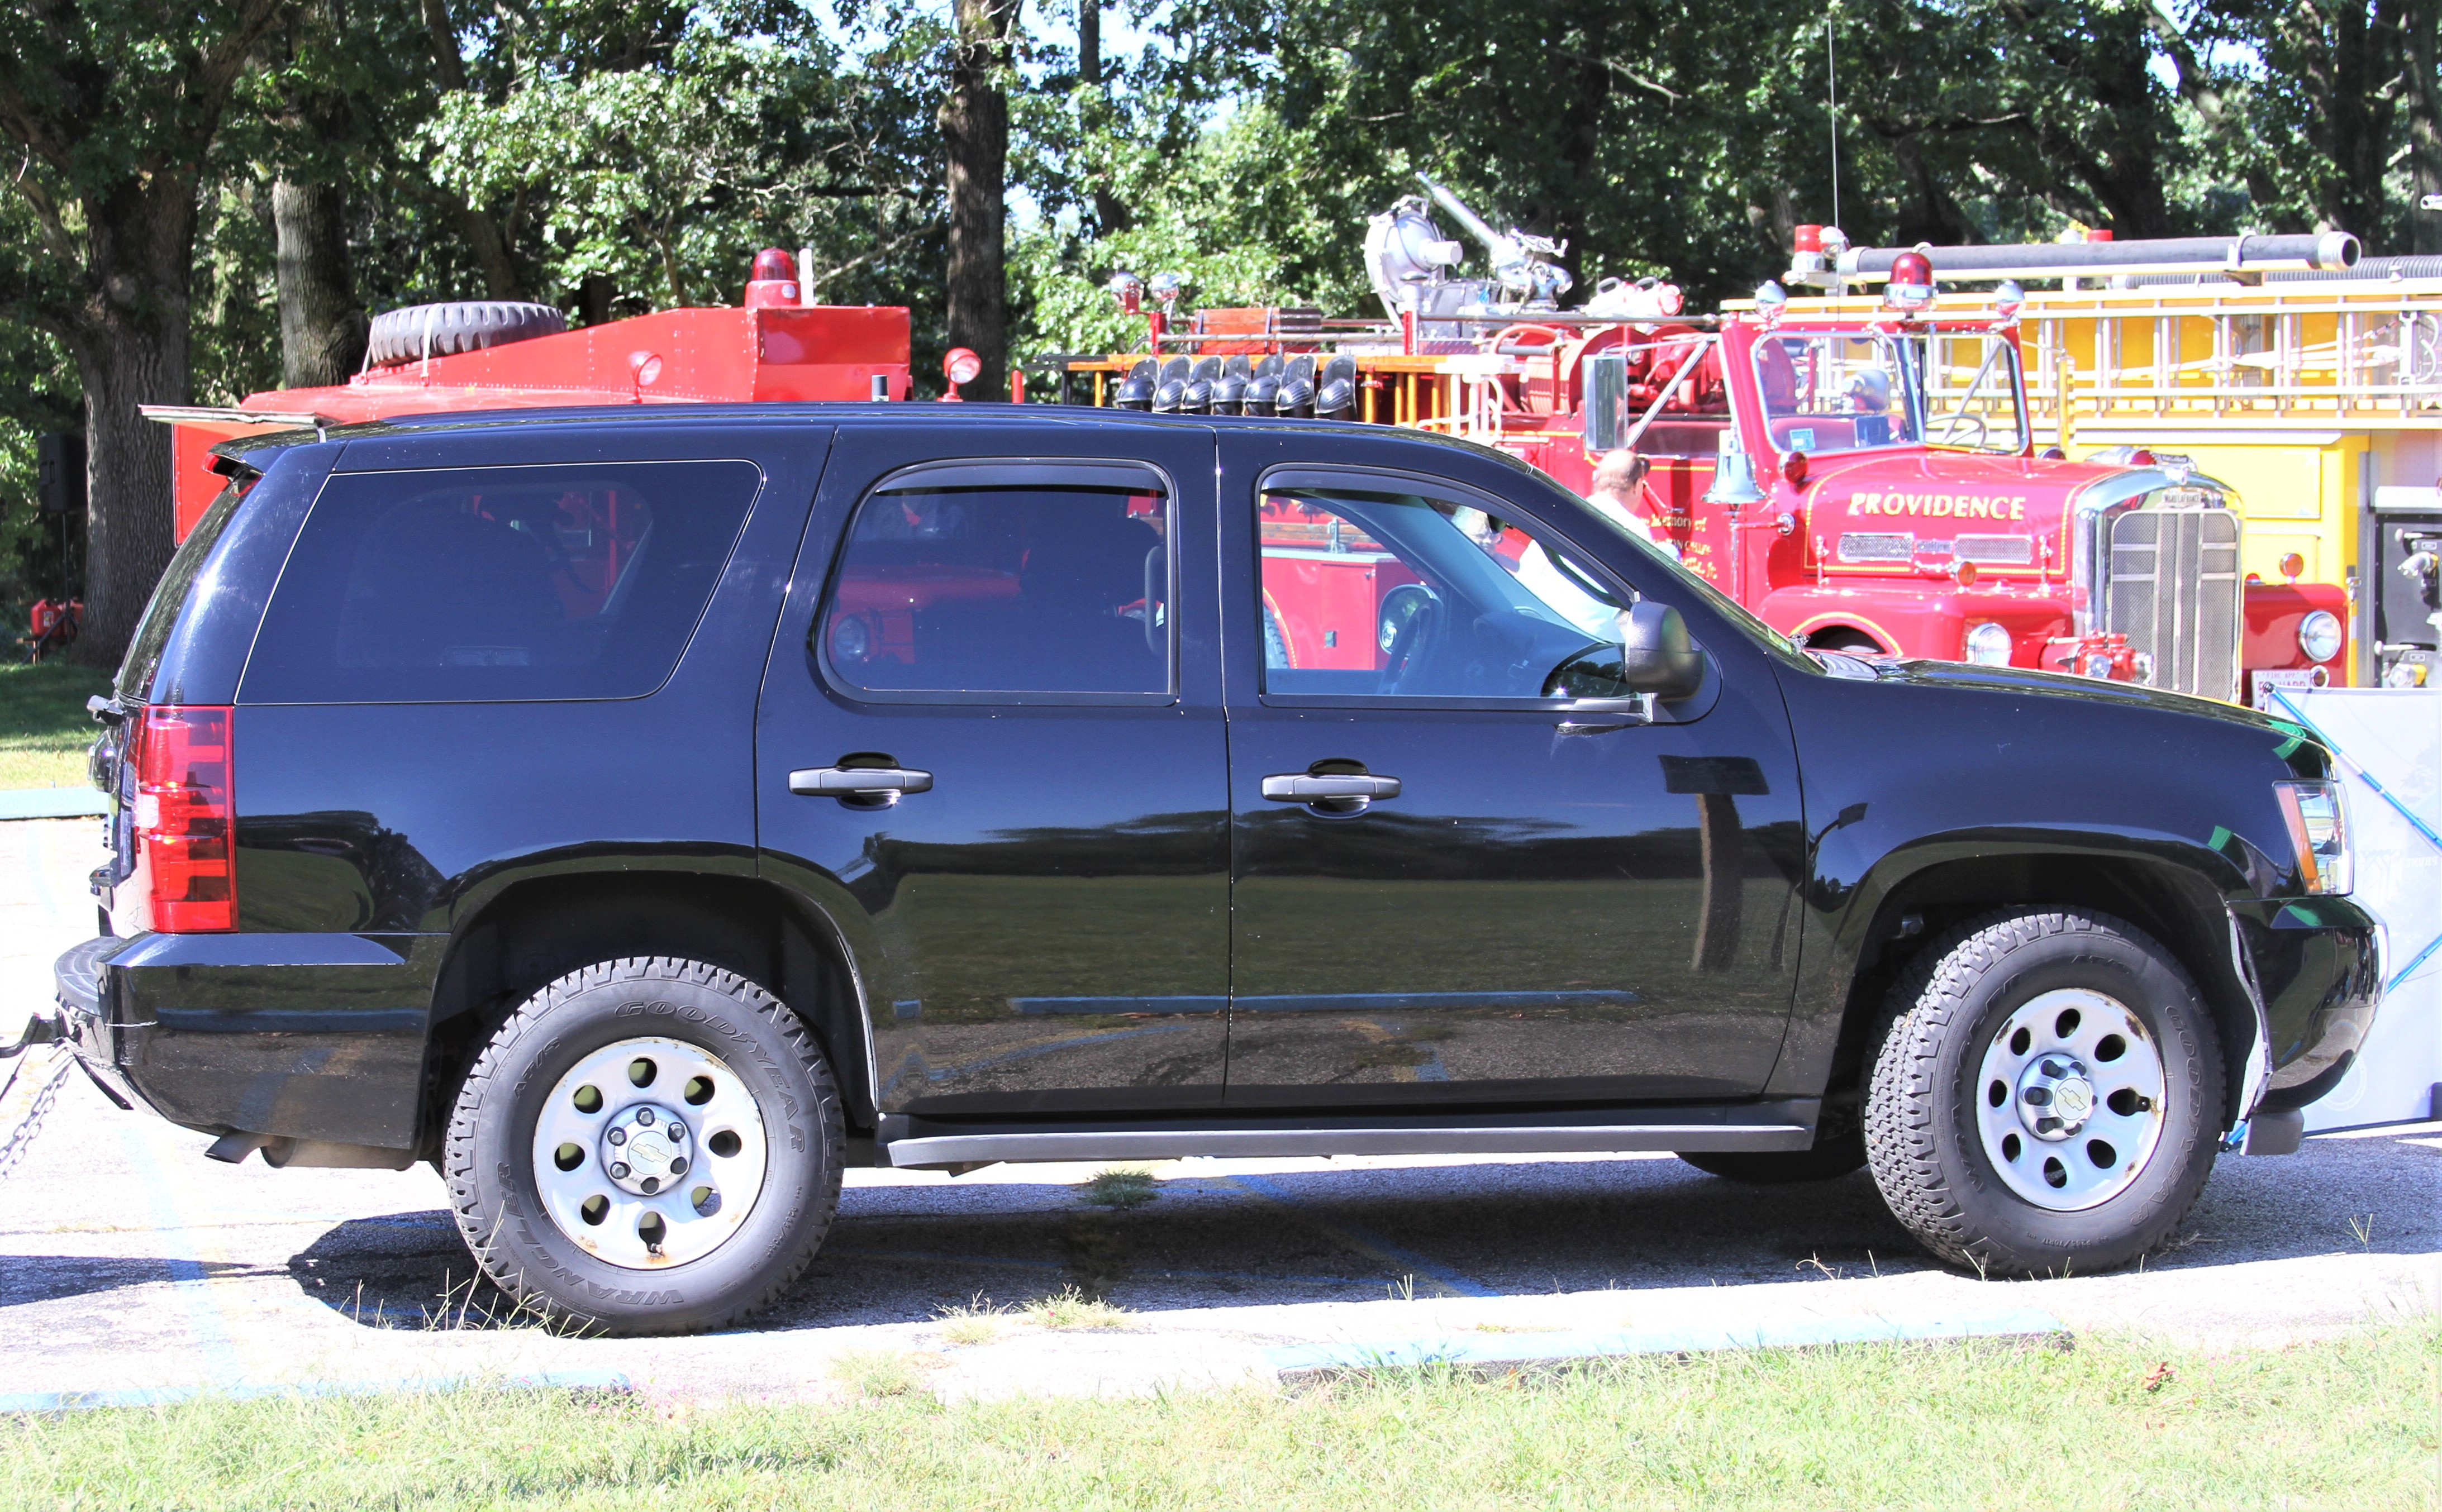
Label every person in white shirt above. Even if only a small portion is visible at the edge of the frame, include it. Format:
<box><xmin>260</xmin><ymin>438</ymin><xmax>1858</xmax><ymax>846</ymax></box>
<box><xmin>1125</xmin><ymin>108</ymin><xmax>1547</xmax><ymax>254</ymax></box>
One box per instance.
<box><xmin>1584</xmin><ymin>449</ymin><xmax>1662</xmax><ymax>548</ymax></box>
<box><xmin>1498</xmin><ymin>449</ymin><xmax>1670</xmax><ymax>640</ymax></box>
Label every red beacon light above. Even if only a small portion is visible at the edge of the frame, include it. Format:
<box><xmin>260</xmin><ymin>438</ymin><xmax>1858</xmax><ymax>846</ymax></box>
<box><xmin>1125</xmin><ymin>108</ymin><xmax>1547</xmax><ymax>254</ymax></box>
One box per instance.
<box><xmin>941</xmin><ymin>347</ymin><xmax>982</xmax><ymax>401</ymax></box>
<box><xmin>744</xmin><ymin>247</ymin><xmax>799</xmax><ymax>309</ymax></box>
<box><xmin>1883</xmin><ymin>247</ymin><xmax>1936</xmax><ymax>314</ymax></box>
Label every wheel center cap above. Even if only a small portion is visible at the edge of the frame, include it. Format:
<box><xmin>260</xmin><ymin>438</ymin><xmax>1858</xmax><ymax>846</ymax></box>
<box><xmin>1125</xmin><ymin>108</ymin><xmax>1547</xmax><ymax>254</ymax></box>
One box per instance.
<box><xmin>2054</xmin><ymin>1077</ymin><xmax>2094</xmax><ymax>1122</ymax></box>
<box><xmin>2016</xmin><ymin>1057</ymin><xmax>2094</xmax><ymax>1142</ymax></box>
<box><xmin>599</xmin><ymin>1103</ymin><xmax>692</xmax><ymax>1196</ymax></box>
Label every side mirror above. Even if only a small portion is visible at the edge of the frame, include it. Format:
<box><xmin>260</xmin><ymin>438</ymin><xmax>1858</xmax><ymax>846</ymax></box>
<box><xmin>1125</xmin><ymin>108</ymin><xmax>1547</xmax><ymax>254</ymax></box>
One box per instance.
<box><xmin>1616</xmin><ymin>601</ymin><xmax>1706</xmax><ymax>700</ymax></box>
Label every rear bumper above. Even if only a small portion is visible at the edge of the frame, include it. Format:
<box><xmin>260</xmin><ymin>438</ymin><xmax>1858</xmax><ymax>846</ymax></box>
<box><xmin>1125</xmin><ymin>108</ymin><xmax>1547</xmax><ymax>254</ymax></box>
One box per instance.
<box><xmin>50</xmin><ymin>935</ymin><xmax>153</xmax><ymax>1113</ymax></box>
<box><xmin>2229</xmin><ymin>897</ymin><xmax>2383</xmax><ymax>1115</ymax></box>
<box><xmin>53</xmin><ymin>930</ymin><xmax>444</xmax><ymax>1148</ymax></box>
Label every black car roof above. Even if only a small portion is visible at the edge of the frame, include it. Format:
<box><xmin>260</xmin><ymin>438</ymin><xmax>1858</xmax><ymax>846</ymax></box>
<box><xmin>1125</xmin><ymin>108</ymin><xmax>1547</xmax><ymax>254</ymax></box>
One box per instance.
<box><xmin>222</xmin><ymin>400</ymin><xmax>1546</xmax><ymax>483</ymax></box>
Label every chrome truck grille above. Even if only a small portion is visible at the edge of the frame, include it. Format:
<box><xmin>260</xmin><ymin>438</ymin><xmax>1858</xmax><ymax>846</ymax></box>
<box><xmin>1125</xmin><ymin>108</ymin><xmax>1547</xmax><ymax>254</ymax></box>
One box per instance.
<box><xmin>2105</xmin><ymin>506</ymin><xmax>2242</xmax><ymax>700</ymax></box>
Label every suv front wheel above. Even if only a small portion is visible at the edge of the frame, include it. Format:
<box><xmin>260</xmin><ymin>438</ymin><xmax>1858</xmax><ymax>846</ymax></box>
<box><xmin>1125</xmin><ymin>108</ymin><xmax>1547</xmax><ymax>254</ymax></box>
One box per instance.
<box><xmin>445</xmin><ymin>957</ymin><xmax>844</xmax><ymax>1334</ymax></box>
<box><xmin>1864</xmin><ymin>909</ymin><xmax>2223</xmax><ymax>1277</ymax></box>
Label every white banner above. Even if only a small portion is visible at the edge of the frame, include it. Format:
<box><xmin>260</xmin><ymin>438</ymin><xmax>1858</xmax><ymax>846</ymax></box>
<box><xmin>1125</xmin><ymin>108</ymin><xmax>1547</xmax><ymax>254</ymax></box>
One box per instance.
<box><xmin>2275</xmin><ymin>688</ymin><xmax>2442</xmax><ymax>1131</ymax></box>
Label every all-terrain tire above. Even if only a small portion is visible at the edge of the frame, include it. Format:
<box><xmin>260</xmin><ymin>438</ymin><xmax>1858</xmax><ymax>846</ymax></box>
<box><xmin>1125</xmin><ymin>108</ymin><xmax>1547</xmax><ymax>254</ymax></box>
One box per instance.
<box><xmin>1864</xmin><ymin>909</ymin><xmax>2222</xmax><ymax>1277</ymax></box>
<box><xmin>445</xmin><ymin>957</ymin><xmax>843</xmax><ymax>1335</ymax></box>
<box><xmin>1679</xmin><ymin>1130</ymin><xmax>1868</xmax><ymax>1184</ymax></box>
<box><xmin>365</xmin><ymin>301</ymin><xmax>567</xmax><ymax>367</ymax></box>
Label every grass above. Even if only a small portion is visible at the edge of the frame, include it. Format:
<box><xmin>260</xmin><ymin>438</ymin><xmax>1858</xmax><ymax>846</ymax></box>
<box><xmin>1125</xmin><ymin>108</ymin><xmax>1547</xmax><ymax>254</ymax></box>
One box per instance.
<box><xmin>1079</xmin><ymin>1166</ymin><xmax>1160</xmax><ymax>1210</ymax></box>
<box><xmin>0</xmin><ymin>1322</ymin><xmax>2430</xmax><ymax>1509</ymax></box>
<box><xmin>826</xmin><ymin>1349</ymin><xmax>940</xmax><ymax>1400</ymax></box>
<box><xmin>1019</xmin><ymin>1286</ymin><xmax>1133</xmax><ymax>1332</ymax></box>
<box><xmin>0</xmin><ymin>661</ymin><xmax>111</xmax><ymax>789</ymax></box>
<box><xmin>934</xmin><ymin>1295</ymin><xmax>1013</xmax><ymax>1348</ymax></box>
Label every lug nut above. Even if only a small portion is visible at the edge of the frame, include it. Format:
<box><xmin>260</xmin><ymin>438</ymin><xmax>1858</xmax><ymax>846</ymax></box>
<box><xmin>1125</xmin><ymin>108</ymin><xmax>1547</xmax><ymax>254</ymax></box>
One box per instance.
<box><xmin>608</xmin><ymin>1127</ymin><xmax>627</xmax><ymax>1146</ymax></box>
<box><xmin>640</xmin><ymin>1176</ymin><xmax>660</xmax><ymax>1194</ymax></box>
<box><xmin>637</xmin><ymin>1108</ymin><xmax>655</xmax><ymax>1127</ymax></box>
<box><xmin>610</xmin><ymin>1161</ymin><xmax>630</xmax><ymax>1179</ymax></box>
<box><xmin>670</xmin><ymin>1157</ymin><xmax>688</xmax><ymax>1176</ymax></box>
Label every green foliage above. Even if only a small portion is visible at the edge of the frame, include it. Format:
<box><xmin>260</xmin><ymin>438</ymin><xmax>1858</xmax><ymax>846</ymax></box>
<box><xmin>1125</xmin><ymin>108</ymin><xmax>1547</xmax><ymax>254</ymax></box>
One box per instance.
<box><xmin>1012</xmin><ymin>97</ymin><xmax>1378</xmax><ymax>353</ymax></box>
<box><xmin>0</xmin><ymin>662</ymin><xmax>113</xmax><ymax>788</ymax></box>
<box><xmin>425</xmin><ymin>5</ymin><xmax>946</xmax><ymax>323</ymax></box>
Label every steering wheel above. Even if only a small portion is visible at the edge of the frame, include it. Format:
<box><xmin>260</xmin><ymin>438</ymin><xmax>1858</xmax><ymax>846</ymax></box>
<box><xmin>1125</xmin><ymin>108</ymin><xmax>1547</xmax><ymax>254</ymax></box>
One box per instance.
<box><xmin>1935</xmin><ymin>411</ymin><xmax>1989</xmax><ymax>449</ymax></box>
<box><xmin>1378</xmin><ymin>585</ymin><xmax>1443</xmax><ymax>695</ymax></box>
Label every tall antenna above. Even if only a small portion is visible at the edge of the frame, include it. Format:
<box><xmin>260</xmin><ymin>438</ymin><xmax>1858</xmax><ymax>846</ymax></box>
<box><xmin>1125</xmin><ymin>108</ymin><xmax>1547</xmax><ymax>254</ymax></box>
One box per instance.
<box><xmin>1826</xmin><ymin>18</ymin><xmax>1841</xmax><ymax>230</ymax></box>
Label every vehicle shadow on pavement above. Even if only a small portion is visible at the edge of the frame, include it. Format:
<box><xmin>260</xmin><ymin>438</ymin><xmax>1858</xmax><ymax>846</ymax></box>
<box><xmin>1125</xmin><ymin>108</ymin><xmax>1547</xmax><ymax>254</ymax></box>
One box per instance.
<box><xmin>0</xmin><ymin>1256</ymin><xmax>272</xmax><ymax>1309</ymax></box>
<box><xmin>288</xmin><ymin>1211</ymin><xmax>533</xmax><ymax>1332</ymax></box>
<box><xmin>279</xmin><ymin>1134</ymin><xmax>2439</xmax><ymax>1333</ymax></box>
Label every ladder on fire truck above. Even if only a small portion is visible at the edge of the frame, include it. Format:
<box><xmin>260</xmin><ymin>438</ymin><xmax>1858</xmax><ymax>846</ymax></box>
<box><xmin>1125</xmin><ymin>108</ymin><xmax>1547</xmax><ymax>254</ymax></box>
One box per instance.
<box><xmin>1778</xmin><ymin>271</ymin><xmax>2442</xmax><ymax>439</ymax></box>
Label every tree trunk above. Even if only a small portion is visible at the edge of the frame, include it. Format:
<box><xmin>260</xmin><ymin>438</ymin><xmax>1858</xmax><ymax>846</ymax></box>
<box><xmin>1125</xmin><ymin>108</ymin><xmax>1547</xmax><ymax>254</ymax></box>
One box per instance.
<box><xmin>942</xmin><ymin>0</ymin><xmax>1020</xmax><ymax>399</ymax></box>
<box><xmin>273</xmin><ymin>177</ymin><xmax>366</xmax><ymax>388</ymax></box>
<box><xmin>2407</xmin><ymin>0</ymin><xmax>2441</xmax><ymax>255</ymax></box>
<box><xmin>63</xmin><ymin>183</ymin><xmax>197</xmax><ymax>669</ymax></box>
<box><xmin>1079</xmin><ymin>0</ymin><xmax>1099</xmax><ymax>85</ymax></box>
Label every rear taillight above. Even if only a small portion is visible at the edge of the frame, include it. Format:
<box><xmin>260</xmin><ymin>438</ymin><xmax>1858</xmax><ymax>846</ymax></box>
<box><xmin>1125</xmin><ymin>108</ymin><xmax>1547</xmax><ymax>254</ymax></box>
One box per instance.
<box><xmin>128</xmin><ymin>705</ymin><xmax>236</xmax><ymax>932</ymax></box>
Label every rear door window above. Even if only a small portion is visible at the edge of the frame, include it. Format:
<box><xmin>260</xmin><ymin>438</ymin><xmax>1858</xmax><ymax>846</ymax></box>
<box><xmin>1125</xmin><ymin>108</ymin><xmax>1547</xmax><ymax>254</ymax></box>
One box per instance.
<box><xmin>241</xmin><ymin>460</ymin><xmax>760</xmax><ymax>703</ymax></box>
<box><xmin>816</xmin><ymin>470</ymin><xmax>1173</xmax><ymax>700</ymax></box>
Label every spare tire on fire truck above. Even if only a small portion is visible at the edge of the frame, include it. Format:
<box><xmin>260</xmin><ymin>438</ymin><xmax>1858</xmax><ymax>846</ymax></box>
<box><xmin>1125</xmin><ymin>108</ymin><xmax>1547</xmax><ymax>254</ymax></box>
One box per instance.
<box><xmin>364</xmin><ymin>301</ymin><xmax>568</xmax><ymax>368</ymax></box>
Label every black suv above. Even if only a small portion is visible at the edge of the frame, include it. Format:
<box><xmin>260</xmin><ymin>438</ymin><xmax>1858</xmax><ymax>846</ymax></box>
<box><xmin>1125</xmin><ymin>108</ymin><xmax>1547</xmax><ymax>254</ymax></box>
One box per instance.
<box><xmin>45</xmin><ymin>406</ymin><xmax>2378</xmax><ymax>1333</ymax></box>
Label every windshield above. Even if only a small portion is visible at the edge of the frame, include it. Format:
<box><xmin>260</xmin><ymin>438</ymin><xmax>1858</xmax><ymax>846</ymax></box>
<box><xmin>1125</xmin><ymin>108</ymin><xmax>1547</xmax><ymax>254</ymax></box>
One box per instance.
<box><xmin>1754</xmin><ymin>330</ymin><xmax>2027</xmax><ymax>456</ymax></box>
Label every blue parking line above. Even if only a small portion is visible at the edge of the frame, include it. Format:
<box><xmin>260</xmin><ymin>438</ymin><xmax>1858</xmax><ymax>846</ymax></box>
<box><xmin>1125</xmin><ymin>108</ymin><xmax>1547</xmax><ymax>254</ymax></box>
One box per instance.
<box><xmin>1221</xmin><ymin>1172</ymin><xmax>1497</xmax><ymax>1298</ymax></box>
<box><xmin>0</xmin><ymin>1368</ymin><xmax>632</xmax><ymax>1415</ymax></box>
<box><xmin>116</xmin><ymin>1123</ymin><xmax>247</xmax><ymax>1391</ymax></box>
<box><xmin>1264</xmin><ymin>1306</ymin><xmax>2068</xmax><ymax>1375</ymax></box>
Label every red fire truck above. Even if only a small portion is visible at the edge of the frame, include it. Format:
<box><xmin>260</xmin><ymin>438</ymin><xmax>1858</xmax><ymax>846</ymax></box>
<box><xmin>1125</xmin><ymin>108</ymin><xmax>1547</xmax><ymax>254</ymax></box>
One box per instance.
<box><xmin>150</xmin><ymin>250</ymin><xmax>911</xmax><ymax>543</ymax></box>
<box><xmin>1061</xmin><ymin>184</ymin><xmax>2355</xmax><ymax>705</ymax></box>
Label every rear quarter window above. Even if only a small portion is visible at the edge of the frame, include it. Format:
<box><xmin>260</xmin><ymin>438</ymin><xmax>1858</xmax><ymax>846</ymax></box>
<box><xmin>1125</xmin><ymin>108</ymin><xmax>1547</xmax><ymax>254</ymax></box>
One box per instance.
<box><xmin>239</xmin><ymin>460</ymin><xmax>760</xmax><ymax>704</ymax></box>
<box><xmin>117</xmin><ymin>477</ymin><xmax>249</xmax><ymax>703</ymax></box>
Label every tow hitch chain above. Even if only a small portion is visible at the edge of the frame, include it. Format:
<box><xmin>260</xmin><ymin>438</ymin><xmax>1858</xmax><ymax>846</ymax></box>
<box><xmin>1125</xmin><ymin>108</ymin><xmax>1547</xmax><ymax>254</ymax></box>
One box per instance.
<box><xmin>0</xmin><ymin>1012</ymin><xmax>74</xmax><ymax>1181</ymax></box>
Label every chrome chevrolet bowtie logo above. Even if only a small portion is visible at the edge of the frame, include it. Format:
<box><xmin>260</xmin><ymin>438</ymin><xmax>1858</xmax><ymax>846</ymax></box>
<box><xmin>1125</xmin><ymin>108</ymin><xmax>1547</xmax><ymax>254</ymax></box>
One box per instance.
<box><xmin>2054</xmin><ymin>1079</ymin><xmax>2094</xmax><ymax>1122</ymax></box>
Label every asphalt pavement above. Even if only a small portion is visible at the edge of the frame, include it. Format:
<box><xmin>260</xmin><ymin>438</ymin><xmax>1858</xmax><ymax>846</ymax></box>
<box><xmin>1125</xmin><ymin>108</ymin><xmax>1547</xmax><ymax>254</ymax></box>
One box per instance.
<box><xmin>2</xmin><ymin>817</ymin><xmax>2433</xmax><ymax>1406</ymax></box>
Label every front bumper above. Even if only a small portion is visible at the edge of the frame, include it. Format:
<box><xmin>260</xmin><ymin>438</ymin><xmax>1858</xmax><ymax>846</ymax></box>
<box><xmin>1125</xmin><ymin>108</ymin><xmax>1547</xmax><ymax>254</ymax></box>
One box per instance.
<box><xmin>2229</xmin><ymin>897</ymin><xmax>2384</xmax><ymax>1115</ymax></box>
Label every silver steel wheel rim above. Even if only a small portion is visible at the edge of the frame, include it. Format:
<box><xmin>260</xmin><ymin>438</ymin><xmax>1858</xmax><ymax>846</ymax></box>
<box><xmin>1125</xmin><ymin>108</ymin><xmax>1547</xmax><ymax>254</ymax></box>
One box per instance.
<box><xmin>532</xmin><ymin>1036</ymin><xmax>769</xmax><ymax>1270</ymax></box>
<box><xmin>1974</xmin><ymin>988</ymin><xmax>2168</xmax><ymax>1212</ymax></box>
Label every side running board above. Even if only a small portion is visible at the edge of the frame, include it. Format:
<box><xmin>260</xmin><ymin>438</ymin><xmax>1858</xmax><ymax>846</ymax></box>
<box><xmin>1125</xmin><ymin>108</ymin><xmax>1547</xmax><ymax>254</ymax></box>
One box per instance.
<box><xmin>879</xmin><ymin>1102</ymin><xmax>1819</xmax><ymax>1171</ymax></box>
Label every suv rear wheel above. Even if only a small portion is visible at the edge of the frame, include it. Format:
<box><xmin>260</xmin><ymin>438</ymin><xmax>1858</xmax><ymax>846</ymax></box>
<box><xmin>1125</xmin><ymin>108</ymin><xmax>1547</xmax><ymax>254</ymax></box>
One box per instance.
<box><xmin>1864</xmin><ymin>909</ymin><xmax>2222</xmax><ymax>1276</ymax></box>
<box><xmin>445</xmin><ymin>957</ymin><xmax>843</xmax><ymax>1334</ymax></box>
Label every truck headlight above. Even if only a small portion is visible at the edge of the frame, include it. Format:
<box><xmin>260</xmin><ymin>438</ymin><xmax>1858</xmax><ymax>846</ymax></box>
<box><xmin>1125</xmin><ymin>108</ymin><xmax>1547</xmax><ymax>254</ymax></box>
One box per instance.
<box><xmin>2274</xmin><ymin>781</ymin><xmax>2351</xmax><ymax>894</ymax></box>
<box><xmin>2297</xmin><ymin>609</ymin><xmax>2343</xmax><ymax>664</ymax></box>
<box><xmin>1964</xmin><ymin>621</ymin><xmax>2012</xmax><ymax>666</ymax></box>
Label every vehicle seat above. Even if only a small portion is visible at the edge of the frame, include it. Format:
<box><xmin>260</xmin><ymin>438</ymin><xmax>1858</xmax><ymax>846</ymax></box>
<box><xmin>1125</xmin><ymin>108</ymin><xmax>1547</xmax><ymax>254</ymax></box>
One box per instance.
<box><xmin>1015</xmin><ymin>509</ymin><xmax>1163</xmax><ymax>692</ymax></box>
<box><xmin>336</xmin><ymin>504</ymin><xmax>565</xmax><ymax>667</ymax></box>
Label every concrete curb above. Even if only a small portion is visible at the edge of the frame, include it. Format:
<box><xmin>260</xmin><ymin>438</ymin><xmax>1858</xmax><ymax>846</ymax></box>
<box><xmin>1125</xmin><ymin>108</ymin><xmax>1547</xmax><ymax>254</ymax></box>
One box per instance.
<box><xmin>0</xmin><ymin>1368</ymin><xmax>634</xmax><ymax>1415</ymax></box>
<box><xmin>0</xmin><ymin>789</ymin><xmax>106</xmax><ymax>821</ymax></box>
<box><xmin>1264</xmin><ymin>1305</ymin><xmax>2070</xmax><ymax>1379</ymax></box>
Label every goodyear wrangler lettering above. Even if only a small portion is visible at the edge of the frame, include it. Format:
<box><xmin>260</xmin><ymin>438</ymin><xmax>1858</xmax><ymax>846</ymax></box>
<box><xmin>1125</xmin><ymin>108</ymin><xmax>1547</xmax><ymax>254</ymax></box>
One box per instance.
<box><xmin>1847</xmin><ymin>492</ymin><xmax>2029</xmax><ymax>521</ymax></box>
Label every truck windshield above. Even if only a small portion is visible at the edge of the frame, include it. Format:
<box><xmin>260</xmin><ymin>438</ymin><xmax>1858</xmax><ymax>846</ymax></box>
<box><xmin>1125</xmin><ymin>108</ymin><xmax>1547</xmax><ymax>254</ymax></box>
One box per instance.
<box><xmin>1754</xmin><ymin>331</ymin><xmax>2027</xmax><ymax>456</ymax></box>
